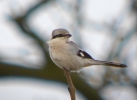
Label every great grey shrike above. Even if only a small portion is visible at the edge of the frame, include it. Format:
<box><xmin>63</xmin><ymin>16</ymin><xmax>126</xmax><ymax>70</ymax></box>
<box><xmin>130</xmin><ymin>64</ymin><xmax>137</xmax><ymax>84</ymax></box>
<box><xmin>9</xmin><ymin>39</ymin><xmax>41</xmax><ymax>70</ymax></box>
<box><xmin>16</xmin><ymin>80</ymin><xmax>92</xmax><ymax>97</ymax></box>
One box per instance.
<box><xmin>47</xmin><ymin>28</ymin><xmax>127</xmax><ymax>72</ymax></box>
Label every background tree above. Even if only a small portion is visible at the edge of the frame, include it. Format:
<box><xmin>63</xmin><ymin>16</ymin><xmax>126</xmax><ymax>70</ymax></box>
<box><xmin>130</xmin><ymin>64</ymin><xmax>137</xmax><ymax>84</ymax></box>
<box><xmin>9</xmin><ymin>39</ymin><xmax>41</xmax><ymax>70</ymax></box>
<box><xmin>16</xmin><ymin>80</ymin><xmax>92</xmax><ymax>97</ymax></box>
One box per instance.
<box><xmin>0</xmin><ymin>0</ymin><xmax>137</xmax><ymax>100</ymax></box>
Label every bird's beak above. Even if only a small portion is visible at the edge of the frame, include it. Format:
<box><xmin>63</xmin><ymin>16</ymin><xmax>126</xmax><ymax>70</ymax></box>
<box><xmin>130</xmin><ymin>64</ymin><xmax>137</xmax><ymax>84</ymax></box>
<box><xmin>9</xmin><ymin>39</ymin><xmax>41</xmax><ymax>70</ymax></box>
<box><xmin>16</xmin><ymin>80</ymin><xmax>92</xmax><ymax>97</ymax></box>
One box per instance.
<box><xmin>65</xmin><ymin>34</ymin><xmax>72</xmax><ymax>37</ymax></box>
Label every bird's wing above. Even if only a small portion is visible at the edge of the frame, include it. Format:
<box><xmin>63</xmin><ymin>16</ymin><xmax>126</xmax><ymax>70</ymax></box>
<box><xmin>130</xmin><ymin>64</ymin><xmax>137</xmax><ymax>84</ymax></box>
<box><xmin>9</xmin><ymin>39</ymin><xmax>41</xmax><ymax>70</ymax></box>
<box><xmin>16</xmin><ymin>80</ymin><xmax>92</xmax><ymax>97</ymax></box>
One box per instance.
<box><xmin>69</xmin><ymin>41</ymin><xmax>93</xmax><ymax>59</ymax></box>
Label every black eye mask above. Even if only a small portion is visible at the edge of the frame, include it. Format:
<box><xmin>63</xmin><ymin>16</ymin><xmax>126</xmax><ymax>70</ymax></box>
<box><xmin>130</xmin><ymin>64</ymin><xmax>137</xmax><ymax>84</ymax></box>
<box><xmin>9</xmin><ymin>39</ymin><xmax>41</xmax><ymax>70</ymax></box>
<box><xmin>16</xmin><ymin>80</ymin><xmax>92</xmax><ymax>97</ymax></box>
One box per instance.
<box><xmin>52</xmin><ymin>34</ymin><xmax>64</xmax><ymax>39</ymax></box>
<box><xmin>52</xmin><ymin>34</ymin><xmax>71</xmax><ymax>39</ymax></box>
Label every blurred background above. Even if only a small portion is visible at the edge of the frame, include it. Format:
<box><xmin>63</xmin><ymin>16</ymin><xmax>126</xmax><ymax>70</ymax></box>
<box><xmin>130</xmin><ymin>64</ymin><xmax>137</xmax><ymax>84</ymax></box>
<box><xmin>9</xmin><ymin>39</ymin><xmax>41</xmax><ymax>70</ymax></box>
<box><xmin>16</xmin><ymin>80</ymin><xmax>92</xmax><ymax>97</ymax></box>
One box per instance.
<box><xmin>0</xmin><ymin>0</ymin><xmax>137</xmax><ymax>100</ymax></box>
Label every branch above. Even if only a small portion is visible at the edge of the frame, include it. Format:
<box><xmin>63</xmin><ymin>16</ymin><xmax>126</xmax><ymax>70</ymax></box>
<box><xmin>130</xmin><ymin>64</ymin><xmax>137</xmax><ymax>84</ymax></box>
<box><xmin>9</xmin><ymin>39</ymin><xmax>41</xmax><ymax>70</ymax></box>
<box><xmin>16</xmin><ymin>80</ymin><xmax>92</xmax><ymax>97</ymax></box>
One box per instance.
<box><xmin>63</xmin><ymin>68</ymin><xmax>76</xmax><ymax>100</ymax></box>
<box><xmin>0</xmin><ymin>62</ymin><xmax>102</xmax><ymax>100</ymax></box>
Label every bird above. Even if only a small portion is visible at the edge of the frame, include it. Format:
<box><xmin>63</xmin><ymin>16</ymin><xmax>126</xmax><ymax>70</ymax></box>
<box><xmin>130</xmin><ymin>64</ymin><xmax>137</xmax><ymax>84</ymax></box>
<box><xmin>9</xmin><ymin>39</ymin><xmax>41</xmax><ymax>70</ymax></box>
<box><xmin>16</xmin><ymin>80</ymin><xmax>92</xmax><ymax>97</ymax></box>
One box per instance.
<box><xmin>47</xmin><ymin>28</ymin><xmax>127</xmax><ymax>72</ymax></box>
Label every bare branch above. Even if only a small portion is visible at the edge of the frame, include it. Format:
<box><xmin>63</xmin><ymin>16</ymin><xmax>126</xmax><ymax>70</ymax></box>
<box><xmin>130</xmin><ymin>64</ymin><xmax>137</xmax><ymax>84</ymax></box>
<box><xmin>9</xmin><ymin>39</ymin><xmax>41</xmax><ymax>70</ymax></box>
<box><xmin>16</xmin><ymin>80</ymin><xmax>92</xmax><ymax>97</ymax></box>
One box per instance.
<box><xmin>63</xmin><ymin>68</ymin><xmax>76</xmax><ymax>100</ymax></box>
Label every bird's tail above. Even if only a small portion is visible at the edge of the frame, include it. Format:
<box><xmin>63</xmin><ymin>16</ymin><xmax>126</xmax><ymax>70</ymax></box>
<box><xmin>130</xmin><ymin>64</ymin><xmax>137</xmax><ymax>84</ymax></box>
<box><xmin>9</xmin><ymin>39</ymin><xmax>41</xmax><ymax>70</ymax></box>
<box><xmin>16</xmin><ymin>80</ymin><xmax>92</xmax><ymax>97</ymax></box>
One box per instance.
<box><xmin>89</xmin><ymin>60</ymin><xmax>127</xmax><ymax>68</ymax></box>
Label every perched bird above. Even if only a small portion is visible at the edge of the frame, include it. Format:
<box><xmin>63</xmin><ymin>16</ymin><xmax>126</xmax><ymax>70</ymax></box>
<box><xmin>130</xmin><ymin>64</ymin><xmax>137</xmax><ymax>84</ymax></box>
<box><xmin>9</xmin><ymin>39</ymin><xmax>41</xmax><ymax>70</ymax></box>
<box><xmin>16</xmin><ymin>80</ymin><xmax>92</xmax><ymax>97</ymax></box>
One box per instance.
<box><xmin>47</xmin><ymin>28</ymin><xmax>127</xmax><ymax>72</ymax></box>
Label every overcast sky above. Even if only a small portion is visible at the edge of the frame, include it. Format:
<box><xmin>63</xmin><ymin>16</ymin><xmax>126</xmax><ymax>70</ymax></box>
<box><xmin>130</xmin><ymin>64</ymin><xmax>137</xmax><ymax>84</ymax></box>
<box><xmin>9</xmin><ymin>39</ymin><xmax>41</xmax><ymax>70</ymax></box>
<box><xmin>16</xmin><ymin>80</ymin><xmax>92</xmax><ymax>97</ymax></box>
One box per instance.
<box><xmin>0</xmin><ymin>0</ymin><xmax>136</xmax><ymax>100</ymax></box>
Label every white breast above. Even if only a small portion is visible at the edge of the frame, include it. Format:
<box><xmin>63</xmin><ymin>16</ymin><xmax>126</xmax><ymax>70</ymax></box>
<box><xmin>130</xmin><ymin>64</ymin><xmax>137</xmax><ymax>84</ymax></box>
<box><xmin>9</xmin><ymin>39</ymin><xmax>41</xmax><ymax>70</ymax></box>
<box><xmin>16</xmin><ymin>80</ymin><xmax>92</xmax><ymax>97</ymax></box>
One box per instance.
<box><xmin>47</xmin><ymin>39</ymin><xmax>85</xmax><ymax>72</ymax></box>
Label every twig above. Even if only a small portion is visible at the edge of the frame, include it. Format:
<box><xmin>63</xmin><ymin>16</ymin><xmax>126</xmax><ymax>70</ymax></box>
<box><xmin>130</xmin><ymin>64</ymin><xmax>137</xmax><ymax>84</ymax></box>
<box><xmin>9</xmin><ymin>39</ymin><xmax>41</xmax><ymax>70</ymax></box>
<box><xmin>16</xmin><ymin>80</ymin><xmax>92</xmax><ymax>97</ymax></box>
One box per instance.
<box><xmin>63</xmin><ymin>68</ymin><xmax>76</xmax><ymax>100</ymax></box>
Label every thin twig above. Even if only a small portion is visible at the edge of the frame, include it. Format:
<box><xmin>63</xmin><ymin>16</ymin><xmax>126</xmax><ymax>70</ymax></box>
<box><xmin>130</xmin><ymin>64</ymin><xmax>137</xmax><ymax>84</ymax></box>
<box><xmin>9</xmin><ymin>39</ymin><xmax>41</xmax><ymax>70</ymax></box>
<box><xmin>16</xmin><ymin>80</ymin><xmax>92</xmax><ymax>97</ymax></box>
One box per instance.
<box><xmin>63</xmin><ymin>68</ymin><xmax>76</xmax><ymax>100</ymax></box>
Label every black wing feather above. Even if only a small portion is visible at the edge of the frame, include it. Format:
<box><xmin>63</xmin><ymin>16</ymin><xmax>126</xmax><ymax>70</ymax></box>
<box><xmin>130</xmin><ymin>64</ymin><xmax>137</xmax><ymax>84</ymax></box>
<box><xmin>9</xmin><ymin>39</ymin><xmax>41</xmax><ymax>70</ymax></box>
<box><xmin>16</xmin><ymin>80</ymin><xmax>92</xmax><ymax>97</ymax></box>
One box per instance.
<box><xmin>77</xmin><ymin>50</ymin><xmax>93</xmax><ymax>59</ymax></box>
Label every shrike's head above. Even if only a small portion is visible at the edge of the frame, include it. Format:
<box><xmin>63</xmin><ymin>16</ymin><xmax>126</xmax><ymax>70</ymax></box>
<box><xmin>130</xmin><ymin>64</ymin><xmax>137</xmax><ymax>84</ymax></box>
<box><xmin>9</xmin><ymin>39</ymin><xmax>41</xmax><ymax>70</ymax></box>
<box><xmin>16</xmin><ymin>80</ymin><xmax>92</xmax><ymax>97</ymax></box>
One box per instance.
<box><xmin>51</xmin><ymin>28</ymin><xmax>72</xmax><ymax>40</ymax></box>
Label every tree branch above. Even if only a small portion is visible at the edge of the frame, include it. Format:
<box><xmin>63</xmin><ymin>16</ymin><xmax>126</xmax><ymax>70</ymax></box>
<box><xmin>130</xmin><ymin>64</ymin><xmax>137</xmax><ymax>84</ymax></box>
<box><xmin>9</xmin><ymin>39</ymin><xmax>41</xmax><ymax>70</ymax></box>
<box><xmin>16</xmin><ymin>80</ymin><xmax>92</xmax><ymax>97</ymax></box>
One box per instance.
<box><xmin>0</xmin><ymin>62</ymin><xmax>102</xmax><ymax>100</ymax></box>
<box><xmin>63</xmin><ymin>68</ymin><xmax>76</xmax><ymax>100</ymax></box>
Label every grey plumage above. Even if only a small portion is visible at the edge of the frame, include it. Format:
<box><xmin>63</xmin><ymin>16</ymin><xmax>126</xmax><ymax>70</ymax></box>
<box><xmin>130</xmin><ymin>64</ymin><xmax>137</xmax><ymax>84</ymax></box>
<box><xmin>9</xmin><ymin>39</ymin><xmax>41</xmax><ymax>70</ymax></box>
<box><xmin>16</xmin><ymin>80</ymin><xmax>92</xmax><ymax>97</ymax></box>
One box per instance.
<box><xmin>47</xmin><ymin>28</ymin><xmax>127</xmax><ymax>72</ymax></box>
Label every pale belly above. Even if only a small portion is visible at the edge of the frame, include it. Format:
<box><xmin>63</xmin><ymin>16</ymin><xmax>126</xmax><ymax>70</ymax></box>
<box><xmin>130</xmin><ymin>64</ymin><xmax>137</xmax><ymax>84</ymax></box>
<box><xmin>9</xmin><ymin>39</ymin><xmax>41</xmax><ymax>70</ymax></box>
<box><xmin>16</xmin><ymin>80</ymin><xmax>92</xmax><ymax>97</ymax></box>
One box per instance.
<box><xmin>49</xmin><ymin>47</ymin><xmax>84</xmax><ymax>72</ymax></box>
